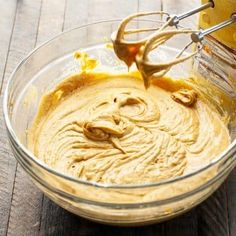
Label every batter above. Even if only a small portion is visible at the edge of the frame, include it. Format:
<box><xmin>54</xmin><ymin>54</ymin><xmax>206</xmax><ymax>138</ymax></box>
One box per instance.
<box><xmin>29</xmin><ymin>70</ymin><xmax>230</xmax><ymax>184</ymax></box>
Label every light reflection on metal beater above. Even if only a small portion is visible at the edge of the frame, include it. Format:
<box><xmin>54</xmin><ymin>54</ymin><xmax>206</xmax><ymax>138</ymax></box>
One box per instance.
<box><xmin>111</xmin><ymin>1</ymin><xmax>236</xmax><ymax>87</ymax></box>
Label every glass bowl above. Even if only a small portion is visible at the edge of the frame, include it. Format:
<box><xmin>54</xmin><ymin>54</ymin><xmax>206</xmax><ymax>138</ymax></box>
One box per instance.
<box><xmin>3</xmin><ymin>20</ymin><xmax>236</xmax><ymax>226</ymax></box>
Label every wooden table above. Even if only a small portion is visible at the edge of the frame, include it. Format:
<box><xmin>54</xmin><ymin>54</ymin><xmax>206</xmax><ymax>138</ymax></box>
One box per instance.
<box><xmin>0</xmin><ymin>0</ymin><xmax>235</xmax><ymax>235</ymax></box>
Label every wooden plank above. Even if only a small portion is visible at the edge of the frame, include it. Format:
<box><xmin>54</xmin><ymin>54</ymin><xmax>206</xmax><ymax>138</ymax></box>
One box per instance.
<box><xmin>88</xmin><ymin>0</ymin><xmax>113</xmax><ymax>22</ymax></box>
<box><xmin>40</xmin><ymin>197</ymin><xmax>139</xmax><ymax>236</ymax></box>
<box><xmin>226</xmin><ymin>170</ymin><xmax>236</xmax><ymax>236</ymax></box>
<box><xmin>138</xmin><ymin>0</ymin><xmax>161</xmax><ymax>12</ymax></box>
<box><xmin>197</xmin><ymin>183</ymin><xmax>230</xmax><ymax>236</ymax></box>
<box><xmin>40</xmin><ymin>198</ymin><xmax>102</xmax><ymax>236</ymax></box>
<box><xmin>7</xmin><ymin>168</ymin><xmax>43</xmax><ymax>236</ymax></box>
<box><xmin>0</xmin><ymin>0</ymin><xmax>17</xmax><ymax>92</ymax></box>
<box><xmin>134</xmin><ymin>223</ymin><xmax>165</xmax><ymax>236</ymax></box>
<box><xmin>165</xmin><ymin>182</ymin><xmax>230</xmax><ymax>236</ymax></box>
<box><xmin>0</xmin><ymin>1</ymin><xmax>43</xmax><ymax>236</ymax></box>
<box><xmin>63</xmin><ymin>1</ymin><xmax>89</xmax><ymax>30</ymax></box>
<box><xmin>5</xmin><ymin>1</ymin><xmax>66</xmax><ymax>236</ymax></box>
<box><xmin>165</xmin><ymin>211</ymin><xmax>198</xmax><ymax>236</ymax></box>
<box><xmin>111</xmin><ymin>0</ymin><xmax>138</xmax><ymax>17</ymax></box>
<box><xmin>0</xmin><ymin>0</ymin><xmax>17</xmax><ymax>234</ymax></box>
<box><xmin>37</xmin><ymin>0</ymin><xmax>66</xmax><ymax>45</ymax></box>
<box><xmin>0</xmin><ymin>124</ymin><xmax>17</xmax><ymax>236</ymax></box>
<box><xmin>0</xmin><ymin>1</ymin><xmax>40</xmax><ymax>235</ymax></box>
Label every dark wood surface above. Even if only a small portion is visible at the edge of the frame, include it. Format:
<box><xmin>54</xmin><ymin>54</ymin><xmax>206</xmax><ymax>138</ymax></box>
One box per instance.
<box><xmin>0</xmin><ymin>0</ymin><xmax>235</xmax><ymax>235</ymax></box>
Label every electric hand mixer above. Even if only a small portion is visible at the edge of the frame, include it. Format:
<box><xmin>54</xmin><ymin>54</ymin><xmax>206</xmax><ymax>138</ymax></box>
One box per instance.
<box><xmin>111</xmin><ymin>0</ymin><xmax>236</xmax><ymax>88</ymax></box>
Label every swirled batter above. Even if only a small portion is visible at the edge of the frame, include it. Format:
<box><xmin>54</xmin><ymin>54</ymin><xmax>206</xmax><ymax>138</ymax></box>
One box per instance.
<box><xmin>29</xmin><ymin>71</ymin><xmax>230</xmax><ymax>184</ymax></box>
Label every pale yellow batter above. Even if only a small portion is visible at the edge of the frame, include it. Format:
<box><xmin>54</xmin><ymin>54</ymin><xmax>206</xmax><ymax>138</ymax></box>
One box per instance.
<box><xmin>29</xmin><ymin>71</ymin><xmax>230</xmax><ymax>184</ymax></box>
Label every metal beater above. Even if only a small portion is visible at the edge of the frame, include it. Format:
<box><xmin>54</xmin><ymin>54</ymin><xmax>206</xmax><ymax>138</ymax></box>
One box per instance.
<box><xmin>111</xmin><ymin>0</ymin><xmax>236</xmax><ymax>88</ymax></box>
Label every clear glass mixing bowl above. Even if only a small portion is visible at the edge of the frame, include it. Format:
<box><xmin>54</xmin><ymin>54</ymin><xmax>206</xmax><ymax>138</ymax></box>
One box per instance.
<box><xmin>3</xmin><ymin>20</ymin><xmax>236</xmax><ymax>226</ymax></box>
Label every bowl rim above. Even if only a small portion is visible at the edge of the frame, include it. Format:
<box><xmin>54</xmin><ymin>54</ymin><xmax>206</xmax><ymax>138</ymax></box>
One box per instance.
<box><xmin>3</xmin><ymin>19</ymin><xmax>236</xmax><ymax>189</ymax></box>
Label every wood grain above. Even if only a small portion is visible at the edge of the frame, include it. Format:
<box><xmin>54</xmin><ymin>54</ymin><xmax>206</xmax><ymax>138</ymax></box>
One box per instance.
<box><xmin>40</xmin><ymin>197</ymin><xmax>139</xmax><ymax>236</ymax></box>
<box><xmin>64</xmin><ymin>1</ymin><xmax>89</xmax><ymax>30</ymax></box>
<box><xmin>0</xmin><ymin>1</ymin><xmax>17</xmax><ymax>234</ymax></box>
<box><xmin>0</xmin><ymin>0</ymin><xmax>17</xmax><ymax>92</ymax></box>
<box><xmin>197</xmin><ymin>183</ymin><xmax>230</xmax><ymax>236</ymax></box>
<box><xmin>226</xmin><ymin>169</ymin><xmax>236</xmax><ymax>236</ymax></box>
<box><xmin>138</xmin><ymin>0</ymin><xmax>161</xmax><ymax>12</ymax></box>
<box><xmin>6</xmin><ymin>1</ymin><xmax>66</xmax><ymax>236</ymax></box>
<box><xmin>0</xmin><ymin>1</ymin><xmax>235</xmax><ymax>236</ymax></box>
<box><xmin>165</xmin><ymin>210</ymin><xmax>198</xmax><ymax>236</ymax></box>
<box><xmin>36</xmin><ymin>0</ymin><xmax>66</xmax><ymax>45</ymax></box>
<box><xmin>2</xmin><ymin>1</ymin><xmax>42</xmax><ymax>235</ymax></box>
<box><xmin>0</xmin><ymin>0</ymin><xmax>41</xmax><ymax>235</ymax></box>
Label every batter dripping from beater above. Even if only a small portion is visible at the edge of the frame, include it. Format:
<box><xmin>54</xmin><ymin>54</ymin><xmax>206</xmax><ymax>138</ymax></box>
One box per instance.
<box><xmin>111</xmin><ymin>4</ymin><xmax>235</xmax><ymax>88</ymax></box>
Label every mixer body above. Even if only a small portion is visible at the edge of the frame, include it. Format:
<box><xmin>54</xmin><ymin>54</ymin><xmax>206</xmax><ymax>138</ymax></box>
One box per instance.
<box><xmin>194</xmin><ymin>0</ymin><xmax>236</xmax><ymax>97</ymax></box>
<box><xmin>200</xmin><ymin>0</ymin><xmax>236</xmax><ymax>50</ymax></box>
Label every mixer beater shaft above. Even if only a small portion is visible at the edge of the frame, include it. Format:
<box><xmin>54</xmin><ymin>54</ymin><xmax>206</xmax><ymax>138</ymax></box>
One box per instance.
<box><xmin>191</xmin><ymin>13</ymin><xmax>236</xmax><ymax>43</ymax></box>
<box><xmin>112</xmin><ymin>1</ymin><xmax>236</xmax><ymax>87</ymax></box>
